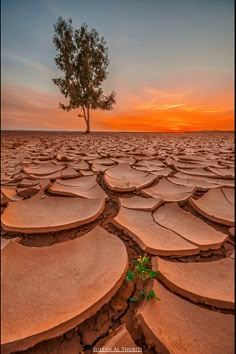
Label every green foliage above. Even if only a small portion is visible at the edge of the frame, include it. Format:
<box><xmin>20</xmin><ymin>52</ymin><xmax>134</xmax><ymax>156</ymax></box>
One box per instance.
<box><xmin>126</xmin><ymin>269</ymin><xmax>134</xmax><ymax>282</ymax></box>
<box><xmin>126</xmin><ymin>256</ymin><xmax>160</xmax><ymax>303</ymax></box>
<box><xmin>146</xmin><ymin>289</ymin><xmax>160</xmax><ymax>301</ymax></box>
<box><xmin>52</xmin><ymin>17</ymin><xmax>116</xmax><ymax>133</ymax></box>
<box><xmin>129</xmin><ymin>297</ymin><xmax>140</xmax><ymax>302</ymax></box>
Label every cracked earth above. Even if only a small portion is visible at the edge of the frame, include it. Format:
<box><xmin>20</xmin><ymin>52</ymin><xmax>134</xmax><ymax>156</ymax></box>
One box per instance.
<box><xmin>1</xmin><ymin>131</ymin><xmax>235</xmax><ymax>354</ymax></box>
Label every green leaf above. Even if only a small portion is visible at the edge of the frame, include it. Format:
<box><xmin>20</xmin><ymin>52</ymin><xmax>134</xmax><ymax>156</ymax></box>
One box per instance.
<box><xmin>146</xmin><ymin>289</ymin><xmax>160</xmax><ymax>300</ymax></box>
<box><xmin>131</xmin><ymin>260</ymin><xmax>137</xmax><ymax>265</ymax></box>
<box><xmin>145</xmin><ymin>268</ymin><xmax>152</xmax><ymax>273</ymax></box>
<box><xmin>140</xmin><ymin>290</ymin><xmax>146</xmax><ymax>298</ymax></box>
<box><xmin>143</xmin><ymin>256</ymin><xmax>150</xmax><ymax>264</ymax></box>
<box><xmin>126</xmin><ymin>270</ymin><xmax>134</xmax><ymax>282</ymax></box>
<box><xmin>149</xmin><ymin>271</ymin><xmax>160</xmax><ymax>279</ymax></box>
<box><xmin>129</xmin><ymin>297</ymin><xmax>139</xmax><ymax>302</ymax></box>
<box><xmin>137</xmin><ymin>265</ymin><xmax>148</xmax><ymax>272</ymax></box>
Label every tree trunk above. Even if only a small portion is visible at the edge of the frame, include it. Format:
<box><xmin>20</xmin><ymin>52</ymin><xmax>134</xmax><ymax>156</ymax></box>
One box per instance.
<box><xmin>85</xmin><ymin>107</ymin><xmax>90</xmax><ymax>134</ymax></box>
<box><xmin>85</xmin><ymin>119</ymin><xmax>90</xmax><ymax>134</ymax></box>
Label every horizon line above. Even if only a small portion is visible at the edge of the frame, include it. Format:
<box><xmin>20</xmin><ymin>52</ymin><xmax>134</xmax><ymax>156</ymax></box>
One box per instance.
<box><xmin>1</xmin><ymin>129</ymin><xmax>234</xmax><ymax>133</ymax></box>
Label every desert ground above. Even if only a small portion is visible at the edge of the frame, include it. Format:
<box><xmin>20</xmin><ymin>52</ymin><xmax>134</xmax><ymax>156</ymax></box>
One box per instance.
<box><xmin>1</xmin><ymin>130</ymin><xmax>235</xmax><ymax>354</ymax></box>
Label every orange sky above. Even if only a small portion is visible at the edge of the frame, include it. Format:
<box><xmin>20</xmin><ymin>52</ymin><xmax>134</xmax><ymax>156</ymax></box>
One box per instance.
<box><xmin>2</xmin><ymin>74</ymin><xmax>234</xmax><ymax>132</ymax></box>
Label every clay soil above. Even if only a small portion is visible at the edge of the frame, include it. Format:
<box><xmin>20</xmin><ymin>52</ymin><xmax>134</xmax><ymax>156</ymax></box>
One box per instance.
<box><xmin>1</xmin><ymin>130</ymin><xmax>234</xmax><ymax>354</ymax></box>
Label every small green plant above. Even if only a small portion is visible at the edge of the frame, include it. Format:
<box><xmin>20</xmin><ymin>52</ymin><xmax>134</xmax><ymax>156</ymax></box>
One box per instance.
<box><xmin>126</xmin><ymin>255</ymin><xmax>160</xmax><ymax>302</ymax></box>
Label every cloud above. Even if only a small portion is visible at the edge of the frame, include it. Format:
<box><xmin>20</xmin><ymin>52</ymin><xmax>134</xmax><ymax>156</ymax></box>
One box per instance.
<box><xmin>161</xmin><ymin>103</ymin><xmax>185</xmax><ymax>109</ymax></box>
<box><xmin>3</xmin><ymin>49</ymin><xmax>54</xmax><ymax>74</ymax></box>
<box><xmin>135</xmin><ymin>102</ymin><xmax>187</xmax><ymax>110</ymax></box>
<box><xmin>143</xmin><ymin>87</ymin><xmax>187</xmax><ymax>99</ymax></box>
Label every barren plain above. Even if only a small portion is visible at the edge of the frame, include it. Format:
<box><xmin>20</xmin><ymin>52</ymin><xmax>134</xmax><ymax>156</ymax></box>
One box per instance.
<box><xmin>1</xmin><ymin>131</ymin><xmax>235</xmax><ymax>354</ymax></box>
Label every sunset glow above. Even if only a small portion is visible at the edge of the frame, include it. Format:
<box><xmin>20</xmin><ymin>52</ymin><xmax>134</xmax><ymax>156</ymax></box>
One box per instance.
<box><xmin>1</xmin><ymin>0</ymin><xmax>234</xmax><ymax>132</ymax></box>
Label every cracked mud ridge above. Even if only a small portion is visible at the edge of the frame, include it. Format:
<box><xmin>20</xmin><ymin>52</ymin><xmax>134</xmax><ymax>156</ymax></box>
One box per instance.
<box><xmin>1</xmin><ymin>131</ymin><xmax>235</xmax><ymax>354</ymax></box>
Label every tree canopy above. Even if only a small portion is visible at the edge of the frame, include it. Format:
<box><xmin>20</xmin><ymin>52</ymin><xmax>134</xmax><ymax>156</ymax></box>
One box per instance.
<box><xmin>53</xmin><ymin>17</ymin><xmax>116</xmax><ymax>133</ymax></box>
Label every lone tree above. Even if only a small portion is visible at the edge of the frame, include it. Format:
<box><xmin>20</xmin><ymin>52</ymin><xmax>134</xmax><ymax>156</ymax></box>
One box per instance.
<box><xmin>53</xmin><ymin>17</ymin><xmax>116</xmax><ymax>133</ymax></box>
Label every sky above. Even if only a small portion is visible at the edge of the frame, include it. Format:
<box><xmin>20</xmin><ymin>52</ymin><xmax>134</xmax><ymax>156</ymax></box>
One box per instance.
<box><xmin>1</xmin><ymin>0</ymin><xmax>234</xmax><ymax>132</ymax></box>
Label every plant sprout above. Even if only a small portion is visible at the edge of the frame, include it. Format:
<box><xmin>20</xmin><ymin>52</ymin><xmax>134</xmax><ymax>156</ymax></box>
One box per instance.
<box><xmin>126</xmin><ymin>255</ymin><xmax>160</xmax><ymax>302</ymax></box>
